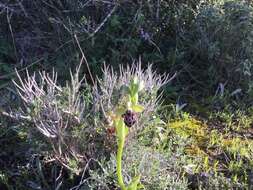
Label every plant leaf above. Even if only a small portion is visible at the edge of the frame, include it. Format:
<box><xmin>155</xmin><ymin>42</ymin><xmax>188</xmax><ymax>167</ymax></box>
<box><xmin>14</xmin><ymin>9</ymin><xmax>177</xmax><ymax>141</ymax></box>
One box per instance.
<box><xmin>127</xmin><ymin>175</ymin><xmax>141</xmax><ymax>190</ymax></box>
<box><xmin>116</xmin><ymin>119</ymin><xmax>128</xmax><ymax>140</ymax></box>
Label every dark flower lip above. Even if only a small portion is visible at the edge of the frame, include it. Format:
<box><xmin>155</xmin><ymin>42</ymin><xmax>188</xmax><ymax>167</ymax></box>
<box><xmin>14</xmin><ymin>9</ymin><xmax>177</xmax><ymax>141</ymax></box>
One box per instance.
<box><xmin>122</xmin><ymin>110</ymin><xmax>137</xmax><ymax>128</ymax></box>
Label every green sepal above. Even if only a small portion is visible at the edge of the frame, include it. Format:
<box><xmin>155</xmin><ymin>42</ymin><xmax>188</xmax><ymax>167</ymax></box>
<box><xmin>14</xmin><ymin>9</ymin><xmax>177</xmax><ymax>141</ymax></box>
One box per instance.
<box><xmin>131</xmin><ymin>93</ymin><xmax>138</xmax><ymax>105</ymax></box>
<box><xmin>131</xmin><ymin>104</ymin><xmax>144</xmax><ymax>113</ymax></box>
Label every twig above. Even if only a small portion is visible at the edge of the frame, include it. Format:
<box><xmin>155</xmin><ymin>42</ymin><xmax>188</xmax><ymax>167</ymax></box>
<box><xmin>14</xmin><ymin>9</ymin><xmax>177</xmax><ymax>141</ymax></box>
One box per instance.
<box><xmin>88</xmin><ymin>4</ymin><xmax>118</xmax><ymax>39</ymax></box>
<box><xmin>70</xmin><ymin>158</ymin><xmax>110</xmax><ymax>190</ymax></box>
<box><xmin>6</xmin><ymin>8</ymin><xmax>18</xmax><ymax>62</ymax></box>
<box><xmin>17</xmin><ymin>0</ymin><xmax>28</xmax><ymax>17</ymax></box>
<box><xmin>74</xmin><ymin>34</ymin><xmax>95</xmax><ymax>86</ymax></box>
<box><xmin>0</xmin><ymin>57</ymin><xmax>43</xmax><ymax>80</ymax></box>
<box><xmin>74</xmin><ymin>34</ymin><xmax>108</xmax><ymax>120</ymax></box>
<box><xmin>0</xmin><ymin>108</ymin><xmax>31</xmax><ymax>121</ymax></box>
<box><xmin>55</xmin><ymin>4</ymin><xmax>118</xmax><ymax>52</ymax></box>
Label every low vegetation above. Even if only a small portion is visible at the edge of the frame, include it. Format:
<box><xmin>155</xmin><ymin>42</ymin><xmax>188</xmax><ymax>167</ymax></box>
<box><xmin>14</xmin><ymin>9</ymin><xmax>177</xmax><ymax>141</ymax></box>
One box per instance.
<box><xmin>1</xmin><ymin>0</ymin><xmax>253</xmax><ymax>189</ymax></box>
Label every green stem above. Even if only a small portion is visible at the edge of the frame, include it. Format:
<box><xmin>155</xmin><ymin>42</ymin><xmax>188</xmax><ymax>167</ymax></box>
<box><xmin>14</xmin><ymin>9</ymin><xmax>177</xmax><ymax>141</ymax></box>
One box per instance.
<box><xmin>117</xmin><ymin>138</ymin><xmax>127</xmax><ymax>190</ymax></box>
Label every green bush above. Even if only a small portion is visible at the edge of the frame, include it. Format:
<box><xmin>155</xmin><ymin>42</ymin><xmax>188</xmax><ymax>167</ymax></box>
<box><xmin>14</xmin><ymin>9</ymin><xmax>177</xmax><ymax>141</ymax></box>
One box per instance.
<box><xmin>185</xmin><ymin>1</ymin><xmax>253</xmax><ymax>95</ymax></box>
<box><xmin>2</xmin><ymin>0</ymin><xmax>253</xmax><ymax>103</ymax></box>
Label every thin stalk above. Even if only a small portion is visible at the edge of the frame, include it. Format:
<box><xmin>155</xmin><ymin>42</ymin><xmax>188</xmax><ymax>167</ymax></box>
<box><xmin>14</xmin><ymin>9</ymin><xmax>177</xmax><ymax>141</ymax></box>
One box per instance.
<box><xmin>117</xmin><ymin>138</ymin><xmax>127</xmax><ymax>190</ymax></box>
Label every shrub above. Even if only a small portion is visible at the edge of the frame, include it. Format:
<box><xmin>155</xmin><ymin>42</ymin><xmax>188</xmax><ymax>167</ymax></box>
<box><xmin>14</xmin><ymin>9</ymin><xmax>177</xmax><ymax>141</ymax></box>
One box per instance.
<box><xmin>2</xmin><ymin>0</ymin><xmax>253</xmax><ymax>105</ymax></box>
<box><xmin>12</xmin><ymin>64</ymin><xmax>106</xmax><ymax>174</ymax></box>
<box><xmin>12</xmin><ymin>60</ymin><xmax>175</xmax><ymax>188</ymax></box>
<box><xmin>186</xmin><ymin>1</ymin><xmax>253</xmax><ymax>96</ymax></box>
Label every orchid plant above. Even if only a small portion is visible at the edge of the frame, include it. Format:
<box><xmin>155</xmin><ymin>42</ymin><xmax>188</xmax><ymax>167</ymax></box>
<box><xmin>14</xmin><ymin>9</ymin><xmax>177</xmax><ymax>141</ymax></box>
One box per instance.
<box><xmin>108</xmin><ymin>77</ymin><xmax>145</xmax><ymax>190</ymax></box>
